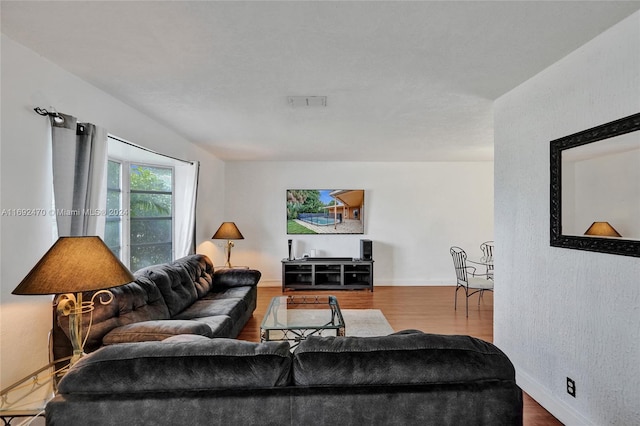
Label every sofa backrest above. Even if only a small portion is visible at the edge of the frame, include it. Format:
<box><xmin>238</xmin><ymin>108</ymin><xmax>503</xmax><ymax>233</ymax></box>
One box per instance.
<box><xmin>56</xmin><ymin>254</ymin><xmax>214</xmax><ymax>352</ymax></box>
<box><xmin>135</xmin><ymin>254</ymin><xmax>214</xmax><ymax>316</ymax></box>
<box><xmin>57</xmin><ymin>275</ymin><xmax>171</xmax><ymax>352</ymax></box>
<box><xmin>57</xmin><ymin>336</ymin><xmax>292</xmax><ymax>394</ymax></box>
<box><xmin>292</xmin><ymin>330</ymin><xmax>516</xmax><ymax>386</ymax></box>
<box><xmin>173</xmin><ymin>254</ymin><xmax>215</xmax><ymax>297</ymax></box>
<box><xmin>49</xmin><ymin>332</ymin><xmax>522</xmax><ymax>426</ymax></box>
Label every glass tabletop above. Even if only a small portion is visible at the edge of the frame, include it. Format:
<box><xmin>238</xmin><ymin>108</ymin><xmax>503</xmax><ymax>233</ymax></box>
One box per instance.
<box><xmin>260</xmin><ymin>295</ymin><xmax>345</xmax><ymax>345</ymax></box>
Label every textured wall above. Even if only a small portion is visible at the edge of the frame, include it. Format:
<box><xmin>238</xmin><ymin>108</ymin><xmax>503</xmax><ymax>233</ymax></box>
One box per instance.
<box><xmin>494</xmin><ymin>12</ymin><xmax>640</xmax><ymax>426</ymax></box>
<box><xmin>223</xmin><ymin>161</ymin><xmax>494</xmax><ymax>286</ymax></box>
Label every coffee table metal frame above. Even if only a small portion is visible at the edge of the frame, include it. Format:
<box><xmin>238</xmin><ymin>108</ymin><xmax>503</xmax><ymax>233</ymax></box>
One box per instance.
<box><xmin>260</xmin><ymin>295</ymin><xmax>345</xmax><ymax>347</ymax></box>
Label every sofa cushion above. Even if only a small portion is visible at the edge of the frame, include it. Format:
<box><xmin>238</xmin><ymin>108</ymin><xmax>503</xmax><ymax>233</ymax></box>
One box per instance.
<box><xmin>173</xmin><ymin>298</ymin><xmax>247</xmax><ymax>323</ymax></box>
<box><xmin>57</xmin><ymin>338</ymin><xmax>293</xmax><ymax>394</ymax></box>
<box><xmin>180</xmin><ymin>315</ymin><xmax>234</xmax><ymax>337</ymax></box>
<box><xmin>102</xmin><ymin>319</ymin><xmax>214</xmax><ymax>344</ymax></box>
<box><xmin>204</xmin><ymin>285</ymin><xmax>254</xmax><ymax>302</ymax></box>
<box><xmin>204</xmin><ymin>286</ymin><xmax>258</xmax><ymax>323</ymax></box>
<box><xmin>292</xmin><ymin>330</ymin><xmax>516</xmax><ymax>386</ymax></box>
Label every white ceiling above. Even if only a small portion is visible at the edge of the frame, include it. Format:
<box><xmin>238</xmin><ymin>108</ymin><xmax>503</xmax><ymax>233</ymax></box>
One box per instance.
<box><xmin>2</xmin><ymin>1</ymin><xmax>640</xmax><ymax>162</ymax></box>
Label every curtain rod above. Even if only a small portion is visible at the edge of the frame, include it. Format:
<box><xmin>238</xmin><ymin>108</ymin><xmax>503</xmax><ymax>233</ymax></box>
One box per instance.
<box><xmin>109</xmin><ymin>135</ymin><xmax>196</xmax><ymax>165</ymax></box>
<box><xmin>35</xmin><ymin>106</ymin><xmax>196</xmax><ymax>165</ymax></box>
<box><xmin>34</xmin><ymin>106</ymin><xmax>65</xmax><ymax>124</ymax></box>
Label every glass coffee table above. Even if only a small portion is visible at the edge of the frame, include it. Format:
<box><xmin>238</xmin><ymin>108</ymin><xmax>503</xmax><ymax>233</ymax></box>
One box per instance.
<box><xmin>260</xmin><ymin>295</ymin><xmax>345</xmax><ymax>348</ymax></box>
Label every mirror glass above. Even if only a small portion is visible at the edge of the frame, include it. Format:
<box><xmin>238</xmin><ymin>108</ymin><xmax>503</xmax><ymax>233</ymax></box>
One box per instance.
<box><xmin>561</xmin><ymin>132</ymin><xmax>640</xmax><ymax>240</ymax></box>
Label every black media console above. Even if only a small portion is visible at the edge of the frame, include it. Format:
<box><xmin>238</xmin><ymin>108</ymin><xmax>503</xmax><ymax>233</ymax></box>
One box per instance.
<box><xmin>281</xmin><ymin>258</ymin><xmax>374</xmax><ymax>291</ymax></box>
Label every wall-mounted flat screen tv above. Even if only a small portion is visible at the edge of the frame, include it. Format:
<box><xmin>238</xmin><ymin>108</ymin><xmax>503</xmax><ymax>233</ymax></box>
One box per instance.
<box><xmin>286</xmin><ymin>189</ymin><xmax>364</xmax><ymax>235</ymax></box>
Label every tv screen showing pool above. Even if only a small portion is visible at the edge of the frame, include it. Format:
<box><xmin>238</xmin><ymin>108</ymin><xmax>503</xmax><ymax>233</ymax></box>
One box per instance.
<box><xmin>286</xmin><ymin>189</ymin><xmax>365</xmax><ymax>235</ymax></box>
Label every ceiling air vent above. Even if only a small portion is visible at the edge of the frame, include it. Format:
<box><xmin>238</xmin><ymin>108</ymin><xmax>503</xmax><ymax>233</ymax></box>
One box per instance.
<box><xmin>287</xmin><ymin>96</ymin><xmax>327</xmax><ymax>108</ymax></box>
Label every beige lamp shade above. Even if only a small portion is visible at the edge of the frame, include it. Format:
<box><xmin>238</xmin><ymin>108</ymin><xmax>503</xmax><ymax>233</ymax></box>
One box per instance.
<box><xmin>12</xmin><ymin>236</ymin><xmax>135</xmax><ymax>295</ymax></box>
<box><xmin>584</xmin><ymin>222</ymin><xmax>622</xmax><ymax>238</ymax></box>
<box><xmin>212</xmin><ymin>222</ymin><xmax>244</xmax><ymax>240</ymax></box>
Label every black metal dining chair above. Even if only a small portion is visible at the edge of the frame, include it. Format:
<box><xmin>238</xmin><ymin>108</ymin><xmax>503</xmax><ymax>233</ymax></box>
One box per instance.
<box><xmin>480</xmin><ymin>240</ymin><xmax>494</xmax><ymax>279</ymax></box>
<box><xmin>450</xmin><ymin>246</ymin><xmax>494</xmax><ymax>317</ymax></box>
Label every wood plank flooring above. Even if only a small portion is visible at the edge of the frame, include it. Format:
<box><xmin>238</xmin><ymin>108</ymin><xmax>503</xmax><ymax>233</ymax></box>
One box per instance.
<box><xmin>238</xmin><ymin>285</ymin><xmax>562</xmax><ymax>426</ymax></box>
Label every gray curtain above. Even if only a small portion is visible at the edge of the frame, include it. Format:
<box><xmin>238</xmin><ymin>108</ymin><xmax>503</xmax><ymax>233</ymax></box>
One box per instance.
<box><xmin>51</xmin><ymin>113</ymin><xmax>108</xmax><ymax>237</ymax></box>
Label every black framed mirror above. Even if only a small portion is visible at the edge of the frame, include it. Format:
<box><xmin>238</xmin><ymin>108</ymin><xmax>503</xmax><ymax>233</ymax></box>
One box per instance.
<box><xmin>550</xmin><ymin>112</ymin><xmax>640</xmax><ymax>257</ymax></box>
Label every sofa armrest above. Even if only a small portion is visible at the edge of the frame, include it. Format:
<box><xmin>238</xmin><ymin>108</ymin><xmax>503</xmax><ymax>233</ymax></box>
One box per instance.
<box><xmin>213</xmin><ymin>269</ymin><xmax>261</xmax><ymax>288</ymax></box>
<box><xmin>102</xmin><ymin>320</ymin><xmax>214</xmax><ymax>345</ymax></box>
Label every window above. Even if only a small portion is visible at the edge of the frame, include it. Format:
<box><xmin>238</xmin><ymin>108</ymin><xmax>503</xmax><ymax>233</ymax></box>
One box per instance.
<box><xmin>105</xmin><ymin>160</ymin><xmax>122</xmax><ymax>259</ymax></box>
<box><xmin>105</xmin><ymin>160</ymin><xmax>174</xmax><ymax>271</ymax></box>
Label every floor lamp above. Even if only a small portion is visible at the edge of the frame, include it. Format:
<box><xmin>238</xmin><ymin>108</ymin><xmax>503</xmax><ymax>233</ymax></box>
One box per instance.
<box><xmin>12</xmin><ymin>236</ymin><xmax>135</xmax><ymax>365</ymax></box>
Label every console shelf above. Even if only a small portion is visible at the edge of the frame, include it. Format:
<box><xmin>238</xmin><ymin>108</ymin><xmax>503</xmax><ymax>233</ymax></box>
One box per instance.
<box><xmin>282</xmin><ymin>258</ymin><xmax>374</xmax><ymax>291</ymax></box>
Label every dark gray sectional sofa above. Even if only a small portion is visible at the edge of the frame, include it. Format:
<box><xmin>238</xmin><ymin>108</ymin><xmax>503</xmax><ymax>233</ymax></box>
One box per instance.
<box><xmin>48</xmin><ymin>255</ymin><xmax>522</xmax><ymax>425</ymax></box>
<box><xmin>52</xmin><ymin>254</ymin><xmax>261</xmax><ymax>360</ymax></box>
<box><xmin>46</xmin><ymin>330</ymin><xmax>523</xmax><ymax>425</ymax></box>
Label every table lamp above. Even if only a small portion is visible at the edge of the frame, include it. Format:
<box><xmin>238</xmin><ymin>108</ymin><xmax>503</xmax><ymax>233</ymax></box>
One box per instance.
<box><xmin>584</xmin><ymin>221</ymin><xmax>622</xmax><ymax>237</ymax></box>
<box><xmin>12</xmin><ymin>236</ymin><xmax>135</xmax><ymax>365</ymax></box>
<box><xmin>212</xmin><ymin>222</ymin><xmax>244</xmax><ymax>268</ymax></box>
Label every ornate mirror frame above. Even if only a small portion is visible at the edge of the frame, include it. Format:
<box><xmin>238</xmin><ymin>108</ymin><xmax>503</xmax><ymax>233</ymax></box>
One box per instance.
<box><xmin>550</xmin><ymin>112</ymin><xmax>640</xmax><ymax>257</ymax></box>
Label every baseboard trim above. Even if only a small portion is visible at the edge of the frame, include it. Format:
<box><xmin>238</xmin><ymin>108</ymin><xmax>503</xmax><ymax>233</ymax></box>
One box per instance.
<box><xmin>515</xmin><ymin>368</ymin><xmax>594</xmax><ymax>426</ymax></box>
<box><xmin>258</xmin><ymin>280</ymin><xmax>281</xmax><ymax>287</ymax></box>
<box><xmin>257</xmin><ymin>280</ymin><xmax>457</xmax><ymax>287</ymax></box>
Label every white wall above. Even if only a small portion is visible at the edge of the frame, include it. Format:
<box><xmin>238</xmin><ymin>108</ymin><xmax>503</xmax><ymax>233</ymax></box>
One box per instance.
<box><xmin>494</xmin><ymin>12</ymin><xmax>640</xmax><ymax>426</ymax></box>
<box><xmin>223</xmin><ymin>161</ymin><xmax>494</xmax><ymax>286</ymax></box>
<box><xmin>0</xmin><ymin>35</ymin><xmax>225</xmax><ymax>388</ymax></box>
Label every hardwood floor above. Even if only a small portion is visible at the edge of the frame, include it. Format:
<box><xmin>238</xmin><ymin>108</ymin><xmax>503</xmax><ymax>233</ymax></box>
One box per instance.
<box><xmin>238</xmin><ymin>285</ymin><xmax>562</xmax><ymax>426</ymax></box>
